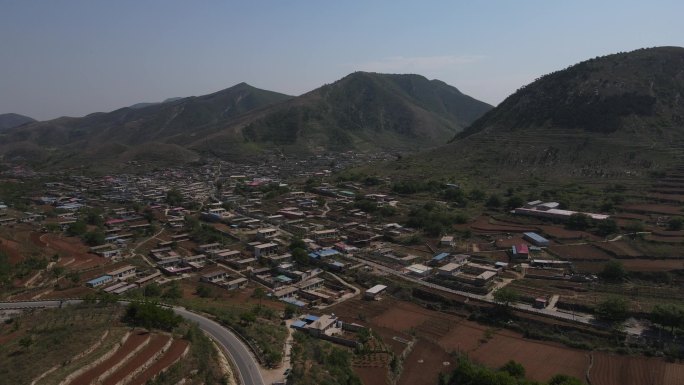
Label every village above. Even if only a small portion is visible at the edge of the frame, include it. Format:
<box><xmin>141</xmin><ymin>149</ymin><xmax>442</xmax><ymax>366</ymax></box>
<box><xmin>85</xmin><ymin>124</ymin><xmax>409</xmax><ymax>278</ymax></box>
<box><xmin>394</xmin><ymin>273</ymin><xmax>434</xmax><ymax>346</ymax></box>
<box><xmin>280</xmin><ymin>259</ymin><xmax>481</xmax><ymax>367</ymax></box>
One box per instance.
<box><xmin>2</xmin><ymin>153</ymin><xmax>684</xmax><ymax>385</ymax></box>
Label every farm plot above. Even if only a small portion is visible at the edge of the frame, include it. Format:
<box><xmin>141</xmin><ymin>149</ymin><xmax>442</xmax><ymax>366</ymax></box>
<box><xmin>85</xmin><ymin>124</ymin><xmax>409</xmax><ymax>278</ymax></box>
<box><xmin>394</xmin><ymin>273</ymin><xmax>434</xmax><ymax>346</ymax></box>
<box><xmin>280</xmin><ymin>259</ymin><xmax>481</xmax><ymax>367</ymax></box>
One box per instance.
<box><xmin>593</xmin><ymin>241</ymin><xmax>644</xmax><ymax>258</ymax></box>
<box><xmin>547</xmin><ymin>244</ymin><xmax>612</xmax><ymax>261</ymax></box>
<box><xmin>370</xmin><ymin>301</ymin><xmax>432</xmax><ymax>332</ymax></box>
<box><xmin>468</xmin><ymin>333</ymin><xmax>589</xmax><ymax>382</ymax></box>
<box><xmin>620</xmin><ymin>258</ymin><xmax>684</xmax><ymax>272</ymax></box>
<box><xmin>589</xmin><ymin>351</ymin><xmax>684</xmax><ymax>385</ymax></box>
<box><xmin>67</xmin><ymin>331</ymin><xmax>151</xmax><ymax>385</ymax></box>
<box><xmin>128</xmin><ymin>339</ymin><xmax>190</xmax><ymax>385</ymax></box>
<box><xmin>101</xmin><ymin>334</ymin><xmax>171</xmax><ymax>385</ymax></box>
<box><xmin>398</xmin><ymin>340</ymin><xmax>452</xmax><ymax>385</ymax></box>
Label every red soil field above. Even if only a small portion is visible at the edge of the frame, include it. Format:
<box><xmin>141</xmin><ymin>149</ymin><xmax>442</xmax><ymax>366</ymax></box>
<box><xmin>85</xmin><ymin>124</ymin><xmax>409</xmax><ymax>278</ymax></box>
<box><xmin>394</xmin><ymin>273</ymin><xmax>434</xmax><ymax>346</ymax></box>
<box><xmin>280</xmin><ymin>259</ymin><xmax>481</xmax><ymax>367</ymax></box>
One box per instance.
<box><xmin>621</xmin><ymin>259</ymin><xmax>684</xmax><ymax>272</ymax></box>
<box><xmin>41</xmin><ymin>234</ymin><xmax>107</xmax><ymax>270</ymax></box>
<box><xmin>354</xmin><ymin>366</ymin><xmax>389</xmax><ymax>385</ymax></box>
<box><xmin>0</xmin><ymin>237</ymin><xmax>23</xmax><ymax>264</ymax></box>
<box><xmin>547</xmin><ymin>244</ymin><xmax>612</xmax><ymax>261</ymax></box>
<box><xmin>495</xmin><ymin>236</ymin><xmax>528</xmax><ymax>248</ymax></box>
<box><xmin>129</xmin><ymin>339</ymin><xmax>190</xmax><ymax>385</ymax></box>
<box><xmin>589</xmin><ymin>351</ymin><xmax>684</xmax><ymax>385</ymax></box>
<box><xmin>538</xmin><ymin>225</ymin><xmax>593</xmax><ymax>241</ymax></box>
<box><xmin>102</xmin><ymin>334</ymin><xmax>171</xmax><ymax>385</ymax></box>
<box><xmin>593</xmin><ymin>241</ymin><xmax>643</xmax><ymax>258</ymax></box>
<box><xmin>68</xmin><ymin>331</ymin><xmax>150</xmax><ymax>385</ymax></box>
<box><xmin>468</xmin><ymin>333</ymin><xmax>589</xmax><ymax>383</ymax></box>
<box><xmin>371</xmin><ymin>302</ymin><xmax>431</xmax><ymax>332</ymax></box>
<box><xmin>619</xmin><ymin>204</ymin><xmax>684</xmax><ymax>216</ymax></box>
<box><xmin>398</xmin><ymin>340</ymin><xmax>452</xmax><ymax>385</ymax></box>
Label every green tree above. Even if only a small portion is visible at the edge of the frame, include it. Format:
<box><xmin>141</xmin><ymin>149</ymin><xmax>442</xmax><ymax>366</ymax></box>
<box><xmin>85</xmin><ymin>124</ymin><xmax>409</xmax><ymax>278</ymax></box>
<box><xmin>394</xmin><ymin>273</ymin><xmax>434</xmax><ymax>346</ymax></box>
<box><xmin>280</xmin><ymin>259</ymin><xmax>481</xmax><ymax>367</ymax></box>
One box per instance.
<box><xmin>595</xmin><ymin>297</ymin><xmax>629</xmax><ymax>324</ymax></box>
<box><xmin>123</xmin><ymin>302</ymin><xmax>182</xmax><ymax>331</ymax></box>
<box><xmin>67</xmin><ymin>221</ymin><xmax>87</xmax><ymax>236</ymax></box>
<box><xmin>288</xmin><ymin>238</ymin><xmax>306</xmax><ymax>251</ymax></box>
<box><xmin>548</xmin><ymin>374</ymin><xmax>584</xmax><ymax>385</ymax></box>
<box><xmin>596</xmin><ymin>219</ymin><xmax>618</xmax><ymax>236</ymax></box>
<box><xmin>165</xmin><ymin>188</ymin><xmax>183</xmax><ymax>206</ymax></box>
<box><xmin>505</xmin><ymin>196</ymin><xmax>524</xmax><ymax>210</ymax></box>
<box><xmin>162</xmin><ymin>281</ymin><xmax>182</xmax><ymax>299</ymax></box>
<box><xmin>283</xmin><ymin>304</ymin><xmax>298</xmax><ymax>319</ymax></box>
<box><xmin>485</xmin><ymin>194</ymin><xmax>502</xmax><ymax>208</ymax></box>
<box><xmin>667</xmin><ymin>217</ymin><xmax>684</xmax><ymax>231</ymax></box>
<box><xmin>493</xmin><ymin>287</ymin><xmax>519</xmax><ymax>308</ymax></box>
<box><xmin>292</xmin><ymin>248</ymin><xmax>309</xmax><ymax>265</ymax></box>
<box><xmin>83</xmin><ymin>230</ymin><xmax>105</xmax><ymax>246</ymax></box>
<box><xmin>565</xmin><ymin>213</ymin><xmax>592</xmax><ymax>231</ymax></box>
<box><xmin>650</xmin><ymin>304</ymin><xmax>684</xmax><ymax>334</ymax></box>
<box><xmin>19</xmin><ymin>336</ymin><xmax>33</xmax><ymax>350</ymax></box>
<box><xmin>196</xmin><ymin>285</ymin><xmax>213</xmax><ymax>298</ymax></box>
<box><xmin>500</xmin><ymin>360</ymin><xmax>525</xmax><ymax>378</ymax></box>
<box><xmin>599</xmin><ymin>260</ymin><xmax>627</xmax><ymax>282</ymax></box>
<box><xmin>143</xmin><ymin>283</ymin><xmax>162</xmax><ymax>297</ymax></box>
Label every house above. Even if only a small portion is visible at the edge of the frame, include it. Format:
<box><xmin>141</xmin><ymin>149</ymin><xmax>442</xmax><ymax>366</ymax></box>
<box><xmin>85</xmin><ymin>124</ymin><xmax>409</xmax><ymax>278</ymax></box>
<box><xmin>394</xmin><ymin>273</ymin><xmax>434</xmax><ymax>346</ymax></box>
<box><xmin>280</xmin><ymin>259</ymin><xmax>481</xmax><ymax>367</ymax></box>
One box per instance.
<box><xmin>86</xmin><ymin>275</ymin><xmax>113</xmax><ymax>288</ymax></box>
<box><xmin>365</xmin><ymin>284</ymin><xmax>387</xmax><ymax>300</ymax></box>
<box><xmin>510</xmin><ymin>244</ymin><xmax>529</xmax><ymax>261</ymax></box>
<box><xmin>198</xmin><ymin>243</ymin><xmax>221</xmax><ymax>253</ymax></box>
<box><xmin>201</xmin><ymin>269</ymin><xmax>230</xmax><ymax>283</ymax></box>
<box><xmin>107</xmin><ymin>265</ymin><xmax>136</xmax><ymax>280</ymax></box>
<box><xmin>430</xmin><ymin>252</ymin><xmax>451</xmax><ymax>266</ymax></box>
<box><xmin>523</xmin><ymin>232</ymin><xmax>550</xmax><ymax>247</ymax></box>
<box><xmin>437</xmin><ymin>262</ymin><xmax>463</xmax><ymax>277</ymax></box>
<box><xmin>256</xmin><ymin>228</ymin><xmax>278</xmax><ymax>240</ymax></box>
<box><xmin>405</xmin><ymin>264</ymin><xmax>431</xmax><ymax>277</ymax></box>
<box><xmin>90</xmin><ymin>244</ymin><xmax>121</xmax><ymax>258</ymax></box>
<box><xmin>440</xmin><ymin>236</ymin><xmax>454</xmax><ymax>247</ymax></box>
<box><xmin>514</xmin><ymin>201</ymin><xmax>609</xmax><ymax>221</ymax></box>
<box><xmin>312</xmin><ymin>229</ymin><xmax>339</xmax><ymax>242</ymax></box>
<box><xmin>253</xmin><ymin>242</ymin><xmax>278</xmax><ymax>258</ymax></box>
<box><xmin>224</xmin><ymin>277</ymin><xmax>248</xmax><ymax>290</ymax></box>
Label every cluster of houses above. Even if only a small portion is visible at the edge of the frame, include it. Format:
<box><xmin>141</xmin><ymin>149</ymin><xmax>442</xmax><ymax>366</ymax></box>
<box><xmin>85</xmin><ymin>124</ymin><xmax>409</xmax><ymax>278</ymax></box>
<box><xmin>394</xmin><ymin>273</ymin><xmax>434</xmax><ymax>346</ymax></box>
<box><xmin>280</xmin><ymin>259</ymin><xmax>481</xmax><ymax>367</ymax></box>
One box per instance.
<box><xmin>86</xmin><ymin>265</ymin><xmax>162</xmax><ymax>296</ymax></box>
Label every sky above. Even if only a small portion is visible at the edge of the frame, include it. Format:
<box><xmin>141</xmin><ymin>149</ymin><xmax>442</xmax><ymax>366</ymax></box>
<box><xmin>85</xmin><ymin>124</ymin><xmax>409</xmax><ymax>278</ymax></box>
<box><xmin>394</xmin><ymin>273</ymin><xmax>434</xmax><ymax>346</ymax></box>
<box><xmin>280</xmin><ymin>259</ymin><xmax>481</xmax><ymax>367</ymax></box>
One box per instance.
<box><xmin>1</xmin><ymin>1</ymin><xmax>683</xmax><ymax>120</ymax></box>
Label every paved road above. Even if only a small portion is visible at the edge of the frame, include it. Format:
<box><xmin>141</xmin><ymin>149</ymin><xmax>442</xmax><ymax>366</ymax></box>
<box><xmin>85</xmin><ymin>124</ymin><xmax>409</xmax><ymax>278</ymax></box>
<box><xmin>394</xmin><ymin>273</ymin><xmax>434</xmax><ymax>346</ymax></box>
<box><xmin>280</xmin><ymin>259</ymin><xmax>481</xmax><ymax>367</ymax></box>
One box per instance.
<box><xmin>0</xmin><ymin>300</ymin><xmax>265</xmax><ymax>385</ymax></box>
<box><xmin>173</xmin><ymin>307</ymin><xmax>265</xmax><ymax>385</ymax></box>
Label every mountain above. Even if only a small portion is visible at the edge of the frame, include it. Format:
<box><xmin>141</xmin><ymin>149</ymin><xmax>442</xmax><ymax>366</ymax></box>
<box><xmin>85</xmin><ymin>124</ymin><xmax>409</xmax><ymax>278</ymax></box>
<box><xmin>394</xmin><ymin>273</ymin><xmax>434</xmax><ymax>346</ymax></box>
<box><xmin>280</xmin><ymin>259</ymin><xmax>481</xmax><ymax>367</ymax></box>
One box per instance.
<box><xmin>379</xmin><ymin>47</ymin><xmax>684</xmax><ymax>182</ymax></box>
<box><xmin>0</xmin><ymin>83</ymin><xmax>294</xmax><ymax>168</ymax></box>
<box><xmin>0</xmin><ymin>74</ymin><xmax>491</xmax><ymax>170</ymax></box>
<box><xmin>0</xmin><ymin>113</ymin><xmax>36</xmax><ymax>130</ymax></box>
<box><xmin>129</xmin><ymin>97</ymin><xmax>184</xmax><ymax>110</ymax></box>
<box><xmin>229</xmin><ymin>72</ymin><xmax>492</xmax><ymax>153</ymax></box>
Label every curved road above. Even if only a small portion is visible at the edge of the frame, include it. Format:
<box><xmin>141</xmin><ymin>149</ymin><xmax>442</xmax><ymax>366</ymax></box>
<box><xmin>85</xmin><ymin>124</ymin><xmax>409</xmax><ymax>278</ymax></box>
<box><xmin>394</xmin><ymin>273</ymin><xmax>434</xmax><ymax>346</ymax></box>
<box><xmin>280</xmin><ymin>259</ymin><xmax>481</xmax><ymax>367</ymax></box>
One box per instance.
<box><xmin>0</xmin><ymin>300</ymin><xmax>265</xmax><ymax>385</ymax></box>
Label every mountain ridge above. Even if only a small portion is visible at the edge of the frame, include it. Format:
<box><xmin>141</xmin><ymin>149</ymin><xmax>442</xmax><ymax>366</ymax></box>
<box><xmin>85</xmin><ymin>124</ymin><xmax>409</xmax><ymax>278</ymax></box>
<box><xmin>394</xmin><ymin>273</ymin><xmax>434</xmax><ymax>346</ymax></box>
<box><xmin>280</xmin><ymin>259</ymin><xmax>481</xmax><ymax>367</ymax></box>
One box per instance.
<box><xmin>0</xmin><ymin>73</ymin><xmax>492</xmax><ymax>170</ymax></box>
<box><xmin>371</xmin><ymin>46</ymin><xmax>684</xmax><ymax>182</ymax></box>
<box><xmin>0</xmin><ymin>113</ymin><xmax>37</xmax><ymax>130</ymax></box>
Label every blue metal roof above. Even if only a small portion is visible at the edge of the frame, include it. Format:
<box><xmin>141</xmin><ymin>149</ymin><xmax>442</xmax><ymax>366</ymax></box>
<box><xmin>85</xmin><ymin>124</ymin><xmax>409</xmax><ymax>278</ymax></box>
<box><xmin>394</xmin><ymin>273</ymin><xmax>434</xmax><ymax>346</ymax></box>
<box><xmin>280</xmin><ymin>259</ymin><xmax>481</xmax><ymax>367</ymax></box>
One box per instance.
<box><xmin>291</xmin><ymin>320</ymin><xmax>307</xmax><ymax>328</ymax></box>
<box><xmin>303</xmin><ymin>314</ymin><xmax>320</xmax><ymax>322</ymax></box>
<box><xmin>318</xmin><ymin>249</ymin><xmax>340</xmax><ymax>257</ymax></box>
<box><xmin>523</xmin><ymin>232</ymin><xmax>549</xmax><ymax>243</ymax></box>
<box><xmin>87</xmin><ymin>275</ymin><xmax>112</xmax><ymax>285</ymax></box>
<box><xmin>432</xmin><ymin>252</ymin><xmax>450</xmax><ymax>261</ymax></box>
<box><xmin>281</xmin><ymin>297</ymin><xmax>306</xmax><ymax>307</ymax></box>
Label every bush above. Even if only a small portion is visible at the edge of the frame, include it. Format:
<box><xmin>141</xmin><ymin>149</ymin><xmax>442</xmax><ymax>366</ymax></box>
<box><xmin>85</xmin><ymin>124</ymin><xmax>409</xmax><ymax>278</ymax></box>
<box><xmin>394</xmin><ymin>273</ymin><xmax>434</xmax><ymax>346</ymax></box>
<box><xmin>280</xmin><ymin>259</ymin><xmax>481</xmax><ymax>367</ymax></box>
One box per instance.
<box><xmin>123</xmin><ymin>302</ymin><xmax>182</xmax><ymax>331</ymax></box>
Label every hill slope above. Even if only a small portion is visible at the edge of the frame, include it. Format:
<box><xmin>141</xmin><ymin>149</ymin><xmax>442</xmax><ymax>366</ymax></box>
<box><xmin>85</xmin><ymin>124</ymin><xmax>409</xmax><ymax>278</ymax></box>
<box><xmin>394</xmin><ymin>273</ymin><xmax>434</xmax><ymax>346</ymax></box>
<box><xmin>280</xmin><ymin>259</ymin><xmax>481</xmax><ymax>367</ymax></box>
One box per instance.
<box><xmin>0</xmin><ymin>83</ymin><xmax>293</xmax><ymax>168</ymax></box>
<box><xmin>379</xmin><ymin>47</ymin><xmax>684</xmax><ymax>182</ymax></box>
<box><xmin>0</xmin><ymin>74</ymin><xmax>491</xmax><ymax>170</ymax></box>
<box><xmin>0</xmin><ymin>113</ymin><xmax>36</xmax><ymax>130</ymax></box>
<box><xmin>223</xmin><ymin>72</ymin><xmax>492</xmax><ymax>154</ymax></box>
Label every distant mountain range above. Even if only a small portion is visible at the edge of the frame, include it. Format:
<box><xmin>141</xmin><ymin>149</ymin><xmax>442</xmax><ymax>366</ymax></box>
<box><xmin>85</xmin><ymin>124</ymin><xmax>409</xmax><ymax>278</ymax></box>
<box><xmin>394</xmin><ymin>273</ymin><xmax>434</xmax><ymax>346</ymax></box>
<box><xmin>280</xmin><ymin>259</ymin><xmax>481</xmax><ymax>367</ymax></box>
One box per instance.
<box><xmin>0</xmin><ymin>73</ymin><xmax>492</xmax><ymax>171</ymax></box>
<box><xmin>0</xmin><ymin>113</ymin><xmax>36</xmax><ymax>130</ymax></box>
<box><xmin>378</xmin><ymin>46</ymin><xmax>684</xmax><ymax>182</ymax></box>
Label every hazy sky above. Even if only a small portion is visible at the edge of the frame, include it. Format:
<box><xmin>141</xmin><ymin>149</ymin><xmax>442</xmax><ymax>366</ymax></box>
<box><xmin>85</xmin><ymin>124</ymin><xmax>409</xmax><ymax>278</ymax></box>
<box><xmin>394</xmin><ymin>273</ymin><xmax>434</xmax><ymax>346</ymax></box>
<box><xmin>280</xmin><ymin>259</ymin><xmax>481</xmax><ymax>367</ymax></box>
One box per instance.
<box><xmin>2</xmin><ymin>1</ymin><xmax>683</xmax><ymax>120</ymax></box>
